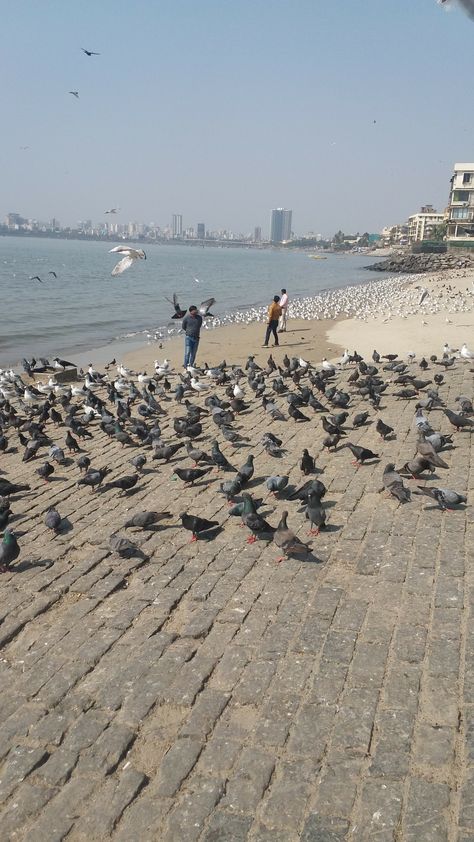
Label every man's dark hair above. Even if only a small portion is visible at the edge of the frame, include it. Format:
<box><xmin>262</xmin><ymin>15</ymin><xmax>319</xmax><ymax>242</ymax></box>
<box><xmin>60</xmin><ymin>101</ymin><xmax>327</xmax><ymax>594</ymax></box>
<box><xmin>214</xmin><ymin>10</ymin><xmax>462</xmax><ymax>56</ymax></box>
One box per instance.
<box><xmin>189</xmin><ymin>305</ymin><xmax>198</xmax><ymax>312</ymax></box>
<box><xmin>281</xmin><ymin>288</ymin><xmax>286</xmax><ymax>294</ymax></box>
<box><xmin>273</xmin><ymin>295</ymin><xmax>280</xmax><ymax>303</ymax></box>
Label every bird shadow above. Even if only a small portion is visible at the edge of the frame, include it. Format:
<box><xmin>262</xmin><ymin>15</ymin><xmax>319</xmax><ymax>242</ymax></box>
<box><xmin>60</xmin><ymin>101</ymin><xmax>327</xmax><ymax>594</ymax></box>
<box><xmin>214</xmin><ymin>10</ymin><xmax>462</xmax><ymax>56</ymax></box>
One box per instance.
<box><xmin>196</xmin><ymin>525</ymin><xmax>223</xmax><ymax>541</ymax></box>
<box><xmin>13</xmin><ymin>558</ymin><xmax>54</xmax><ymax>572</ymax></box>
<box><xmin>57</xmin><ymin>517</ymin><xmax>74</xmax><ymax>535</ymax></box>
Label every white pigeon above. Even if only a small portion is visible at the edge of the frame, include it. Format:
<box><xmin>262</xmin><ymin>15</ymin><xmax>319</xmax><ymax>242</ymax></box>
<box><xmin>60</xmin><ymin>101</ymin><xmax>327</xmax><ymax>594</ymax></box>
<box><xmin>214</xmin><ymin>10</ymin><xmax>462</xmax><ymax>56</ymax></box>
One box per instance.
<box><xmin>186</xmin><ymin>365</ymin><xmax>201</xmax><ymax>377</ymax></box>
<box><xmin>138</xmin><ymin>372</ymin><xmax>152</xmax><ymax>386</ymax></box>
<box><xmin>117</xmin><ymin>363</ymin><xmax>133</xmax><ymax>378</ymax></box>
<box><xmin>340</xmin><ymin>349</ymin><xmax>350</xmax><ymax>366</ymax></box>
<box><xmin>298</xmin><ymin>357</ymin><xmax>310</xmax><ymax>369</ymax></box>
<box><xmin>109</xmin><ymin>246</ymin><xmax>146</xmax><ymax>276</ymax></box>
<box><xmin>407</xmin><ymin>351</ymin><xmax>416</xmax><ymax>362</ymax></box>
<box><xmin>191</xmin><ymin>377</ymin><xmax>209</xmax><ymax>392</ymax></box>
<box><xmin>321</xmin><ymin>358</ymin><xmax>336</xmax><ymax>372</ymax></box>
<box><xmin>233</xmin><ymin>383</ymin><xmax>245</xmax><ymax>399</ymax></box>
<box><xmin>154</xmin><ymin>358</ymin><xmax>170</xmax><ymax>372</ymax></box>
<box><xmin>461</xmin><ymin>343</ymin><xmax>474</xmax><ymax>359</ymax></box>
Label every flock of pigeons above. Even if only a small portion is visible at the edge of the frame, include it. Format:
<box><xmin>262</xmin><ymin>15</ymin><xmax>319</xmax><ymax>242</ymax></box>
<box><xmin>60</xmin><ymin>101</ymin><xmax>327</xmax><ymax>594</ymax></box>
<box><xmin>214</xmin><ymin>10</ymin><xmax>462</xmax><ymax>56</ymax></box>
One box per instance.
<box><xmin>0</xmin><ymin>336</ymin><xmax>472</xmax><ymax>572</ymax></box>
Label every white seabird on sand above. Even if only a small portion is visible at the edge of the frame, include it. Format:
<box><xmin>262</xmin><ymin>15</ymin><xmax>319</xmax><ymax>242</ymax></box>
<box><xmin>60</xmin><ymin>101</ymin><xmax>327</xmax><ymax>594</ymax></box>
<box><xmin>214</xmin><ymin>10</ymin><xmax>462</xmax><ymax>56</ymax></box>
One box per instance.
<box><xmin>109</xmin><ymin>246</ymin><xmax>146</xmax><ymax>276</ymax></box>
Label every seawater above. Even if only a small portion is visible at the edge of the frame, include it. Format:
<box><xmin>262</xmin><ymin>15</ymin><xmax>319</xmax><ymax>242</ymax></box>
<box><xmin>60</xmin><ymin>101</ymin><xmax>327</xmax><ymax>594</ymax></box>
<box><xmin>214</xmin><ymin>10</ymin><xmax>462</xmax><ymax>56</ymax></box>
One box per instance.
<box><xmin>0</xmin><ymin>236</ymin><xmax>379</xmax><ymax>364</ymax></box>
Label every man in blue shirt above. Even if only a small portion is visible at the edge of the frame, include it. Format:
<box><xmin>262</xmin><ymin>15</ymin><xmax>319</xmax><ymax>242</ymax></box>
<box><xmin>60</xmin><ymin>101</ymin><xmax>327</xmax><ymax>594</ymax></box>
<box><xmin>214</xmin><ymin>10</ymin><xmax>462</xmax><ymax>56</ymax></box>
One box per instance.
<box><xmin>182</xmin><ymin>305</ymin><xmax>203</xmax><ymax>367</ymax></box>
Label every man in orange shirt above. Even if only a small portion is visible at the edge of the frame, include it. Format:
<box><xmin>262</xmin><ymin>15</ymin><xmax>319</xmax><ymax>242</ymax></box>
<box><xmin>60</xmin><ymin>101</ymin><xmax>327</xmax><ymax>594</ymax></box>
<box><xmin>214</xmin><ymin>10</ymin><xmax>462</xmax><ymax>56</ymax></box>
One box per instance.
<box><xmin>263</xmin><ymin>295</ymin><xmax>282</xmax><ymax>347</ymax></box>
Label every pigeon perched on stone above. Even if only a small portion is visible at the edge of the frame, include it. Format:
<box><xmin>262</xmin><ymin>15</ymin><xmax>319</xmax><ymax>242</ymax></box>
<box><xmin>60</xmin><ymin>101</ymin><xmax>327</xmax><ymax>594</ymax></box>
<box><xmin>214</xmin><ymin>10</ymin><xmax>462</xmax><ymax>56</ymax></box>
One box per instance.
<box><xmin>380</xmin><ymin>463</ymin><xmax>411</xmax><ymax>503</ymax></box>
<box><xmin>240</xmin><ymin>493</ymin><xmax>274</xmax><ymax>543</ymax></box>
<box><xmin>415</xmin><ymin>486</ymin><xmax>467</xmax><ymax>510</ymax></box>
<box><xmin>180</xmin><ymin>513</ymin><xmax>219</xmax><ymax>541</ymax></box>
<box><xmin>305</xmin><ymin>491</ymin><xmax>327</xmax><ymax>535</ymax></box>
<box><xmin>36</xmin><ymin>461</ymin><xmax>54</xmax><ymax>482</ymax></box>
<box><xmin>174</xmin><ymin>467</ymin><xmax>212</xmax><ymax>486</ymax></box>
<box><xmin>0</xmin><ymin>529</ymin><xmax>20</xmax><ymax>572</ymax></box>
<box><xmin>345</xmin><ymin>443</ymin><xmax>379</xmax><ymax>466</ymax></box>
<box><xmin>211</xmin><ymin>441</ymin><xmax>237</xmax><ymax>472</ymax></box>
<box><xmin>274</xmin><ymin>510</ymin><xmax>312</xmax><ymax>559</ymax></box>
<box><xmin>0</xmin><ymin>479</ymin><xmax>30</xmax><ymax>496</ymax></box>
<box><xmin>443</xmin><ymin>408</ymin><xmax>474</xmax><ymax>430</ymax></box>
<box><xmin>45</xmin><ymin>506</ymin><xmax>62</xmax><ymax>533</ymax></box>
<box><xmin>124</xmin><ymin>511</ymin><xmax>171</xmax><ymax>529</ymax></box>
<box><xmin>77</xmin><ymin>466</ymin><xmax>110</xmax><ymax>491</ymax></box>
<box><xmin>237</xmin><ymin>454</ymin><xmax>255</xmax><ymax>486</ymax></box>
<box><xmin>102</xmin><ymin>474</ymin><xmax>139</xmax><ymax>495</ymax></box>
<box><xmin>265</xmin><ymin>475</ymin><xmax>289</xmax><ymax>496</ymax></box>
<box><xmin>109</xmin><ymin>532</ymin><xmax>148</xmax><ymax>559</ymax></box>
<box><xmin>300</xmin><ymin>449</ymin><xmax>315</xmax><ymax>475</ymax></box>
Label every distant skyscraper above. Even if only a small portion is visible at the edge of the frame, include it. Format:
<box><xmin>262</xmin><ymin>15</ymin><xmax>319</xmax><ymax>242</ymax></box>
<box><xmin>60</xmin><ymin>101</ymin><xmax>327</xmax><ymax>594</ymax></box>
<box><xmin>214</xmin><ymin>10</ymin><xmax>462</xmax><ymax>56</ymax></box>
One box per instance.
<box><xmin>270</xmin><ymin>208</ymin><xmax>292</xmax><ymax>243</ymax></box>
<box><xmin>197</xmin><ymin>222</ymin><xmax>205</xmax><ymax>239</ymax></box>
<box><xmin>254</xmin><ymin>226</ymin><xmax>262</xmax><ymax>243</ymax></box>
<box><xmin>172</xmin><ymin>214</ymin><xmax>183</xmax><ymax>238</ymax></box>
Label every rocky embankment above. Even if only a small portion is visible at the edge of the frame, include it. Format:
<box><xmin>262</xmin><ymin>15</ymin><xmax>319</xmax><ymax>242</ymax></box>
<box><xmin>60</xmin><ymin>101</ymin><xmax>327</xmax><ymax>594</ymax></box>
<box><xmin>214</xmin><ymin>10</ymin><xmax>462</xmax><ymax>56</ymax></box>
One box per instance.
<box><xmin>366</xmin><ymin>252</ymin><xmax>474</xmax><ymax>274</ymax></box>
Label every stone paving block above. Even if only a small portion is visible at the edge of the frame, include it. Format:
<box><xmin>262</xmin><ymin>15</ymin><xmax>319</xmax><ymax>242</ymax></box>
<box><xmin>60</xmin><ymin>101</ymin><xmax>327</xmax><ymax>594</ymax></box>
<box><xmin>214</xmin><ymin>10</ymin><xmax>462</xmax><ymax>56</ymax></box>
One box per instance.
<box><xmin>331</xmin><ymin>686</ymin><xmax>379</xmax><ymax>757</ymax></box>
<box><xmin>233</xmin><ymin>660</ymin><xmax>277</xmax><ymax>705</ymax></box>
<box><xmin>402</xmin><ymin>777</ymin><xmax>450</xmax><ymax>841</ymax></box>
<box><xmin>67</xmin><ymin>766</ymin><xmax>147</xmax><ymax>839</ymax></box>
<box><xmin>220</xmin><ymin>747</ymin><xmax>275</xmax><ymax>814</ymax></box>
<box><xmin>22</xmin><ymin>777</ymin><xmax>96</xmax><ymax>842</ymax></box>
<box><xmin>421</xmin><ymin>675</ymin><xmax>459</xmax><ymax>727</ymax></box>
<box><xmin>208</xmin><ymin>645</ymin><xmax>250</xmax><ymax>692</ymax></box>
<box><xmin>196</xmin><ymin>736</ymin><xmax>242</xmax><ymax>776</ymax></box>
<box><xmin>309</xmin><ymin>659</ymin><xmax>348</xmax><ymax>705</ymax></box>
<box><xmin>0</xmin><ymin>745</ymin><xmax>49</xmax><ymax>802</ymax></box>
<box><xmin>76</xmin><ymin>722</ymin><xmax>135</xmax><ymax>775</ymax></box>
<box><xmin>162</xmin><ymin>776</ymin><xmax>224</xmax><ymax>842</ymax></box>
<box><xmin>368</xmin><ymin>709</ymin><xmax>415</xmax><ymax>779</ymax></box>
<box><xmin>259</xmin><ymin>759</ymin><xmax>316</xmax><ymax>830</ymax></box>
<box><xmin>254</xmin><ymin>693</ymin><xmax>300</xmax><ymax>746</ymax></box>
<box><xmin>315</xmin><ymin>754</ymin><xmax>363</xmax><ymax>818</ymax></box>
<box><xmin>155</xmin><ymin>737</ymin><xmax>203</xmax><ymax>797</ymax></box>
<box><xmin>349</xmin><ymin>642</ymin><xmax>389</xmax><ymax>687</ymax></box>
<box><xmin>179</xmin><ymin>689</ymin><xmax>230</xmax><ymax>739</ymax></box>
<box><xmin>392</xmin><ymin>624</ymin><xmax>427</xmax><ymax>664</ymax></box>
<box><xmin>301</xmin><ymin>813</ymin><xmax>350</xmax><ymax>841</ymax></box>
<box><xmin>287</xmin><ymin>702</ymin><xmax>335</xmax><ymax>759</ymax></box>
<box><xmin>413</xmin><ymin>723</ymin><xmax>455</xmax><ymax>770</ymax></box>
<box><xmin>34</xmin><ymin>747</ymin><xmax>79</xmax><ymax>787</ymax></box>
<box><xmin>201</xmin><ymin>811</ymin><xmax>253</xmax><ymax>842</ymax></box>
<box><xmin>351</xmin><ymin>778</ymin><xmax>403</xmax><ymax>841</ymax></box>
<box><xmin>0</xmin><ymin>781</ymin><xmax>56</xmax><ymax>838</ymax></box>
<box><xmin>382</xmin><ymin>662</ymin><xmax>421</xmax><ymax>711</ymax></box>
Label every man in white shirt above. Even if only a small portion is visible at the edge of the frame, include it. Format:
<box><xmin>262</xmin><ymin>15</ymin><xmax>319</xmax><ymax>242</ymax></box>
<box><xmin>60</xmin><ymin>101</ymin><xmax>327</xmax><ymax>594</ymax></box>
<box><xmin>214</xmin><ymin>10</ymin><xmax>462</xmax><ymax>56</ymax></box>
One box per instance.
<box><xmin>279</xmin><ymin>288</ymin><xmax>289</xmax><ymax>332</ymax></box>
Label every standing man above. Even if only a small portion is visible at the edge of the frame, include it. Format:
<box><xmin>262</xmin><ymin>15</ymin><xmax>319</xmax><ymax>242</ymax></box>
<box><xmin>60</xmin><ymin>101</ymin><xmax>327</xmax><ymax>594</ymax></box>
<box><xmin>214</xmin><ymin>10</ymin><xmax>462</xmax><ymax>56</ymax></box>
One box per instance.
<box><xmin>263</xmin><ymin>295</ymin><xmax>282</xmax><ymax>347</ymax></box>
<box><xmin>182</xmin><ymin>305</ymin><xmax>203</xmax><ymax>367</ymax></box>
<box><xmin>279</xmin><ymin>287</ymin><xmax>289</xmax><ymax>332</ymax></box>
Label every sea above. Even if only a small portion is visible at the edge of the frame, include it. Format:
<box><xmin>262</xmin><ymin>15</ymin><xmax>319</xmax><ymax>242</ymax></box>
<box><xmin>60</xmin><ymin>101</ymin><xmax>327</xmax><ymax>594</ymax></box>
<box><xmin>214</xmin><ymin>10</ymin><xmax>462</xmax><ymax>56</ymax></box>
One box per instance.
<box><xmin>0</xmin><ymin>236</ymin><xmax>381</xmax><ymax>366</ymax></box>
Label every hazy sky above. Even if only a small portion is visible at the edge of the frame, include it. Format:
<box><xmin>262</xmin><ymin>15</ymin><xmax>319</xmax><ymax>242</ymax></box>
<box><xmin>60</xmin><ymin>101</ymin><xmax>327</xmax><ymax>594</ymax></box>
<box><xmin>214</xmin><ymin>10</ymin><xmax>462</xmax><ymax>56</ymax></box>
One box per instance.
<box><xmin>1</xmin><ymin>0</ymin><xmax>473</xmax><ymax>236</ymax></box>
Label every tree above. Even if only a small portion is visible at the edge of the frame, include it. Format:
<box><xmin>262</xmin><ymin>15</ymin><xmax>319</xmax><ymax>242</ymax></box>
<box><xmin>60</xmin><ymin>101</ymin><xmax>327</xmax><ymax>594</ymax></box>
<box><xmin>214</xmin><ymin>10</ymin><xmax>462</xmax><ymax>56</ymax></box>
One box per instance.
<box><xmin>430</xmin><ymin>222</ymin><xmax>447</xmax><ymax>242</ymax></box>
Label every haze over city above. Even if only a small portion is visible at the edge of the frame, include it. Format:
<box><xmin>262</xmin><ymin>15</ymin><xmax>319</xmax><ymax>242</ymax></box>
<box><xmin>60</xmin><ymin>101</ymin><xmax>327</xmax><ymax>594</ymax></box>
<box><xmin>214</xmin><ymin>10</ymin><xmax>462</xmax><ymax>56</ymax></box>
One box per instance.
<box><xmin>2</xmin><ymin>0</ymin><xmax>473</xmax><ymax>236</ymax></box>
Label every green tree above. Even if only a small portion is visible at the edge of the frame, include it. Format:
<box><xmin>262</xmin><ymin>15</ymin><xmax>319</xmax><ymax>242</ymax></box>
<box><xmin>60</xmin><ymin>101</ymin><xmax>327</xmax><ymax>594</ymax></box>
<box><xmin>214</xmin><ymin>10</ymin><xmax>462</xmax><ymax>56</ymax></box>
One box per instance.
<box><xmin>430</xmin><ymin>222</ymin><xmax>447</xmax><ymax>242</ymax></box>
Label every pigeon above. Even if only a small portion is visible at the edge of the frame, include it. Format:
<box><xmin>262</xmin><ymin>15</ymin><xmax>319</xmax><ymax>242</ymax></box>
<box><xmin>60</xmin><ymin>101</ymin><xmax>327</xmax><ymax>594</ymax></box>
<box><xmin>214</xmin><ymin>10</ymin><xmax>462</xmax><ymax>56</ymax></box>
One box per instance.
<box><xmin>240</xmin><ymin>493</ymin><xmax>274</xmax><ymax>543</ymax></box>
<box><xmin>165</xmin><ymin>293</ymin><xmax>187</xmax><ymax>319</ymax></box>
<box><xmin>102</xmin><ymin>474</ymin><xmax>139</xmax><ymax>495</ymax></box>
<box><xmin>352</xmin><ymin>411</ymin><xmax>370</xmax><ymax>428</ymax></box>
<box><xmin>416</xmin><ymin>439</ymin><xmax>449</xmax><ymax>468</ymax></box>
<box><xmin>0</xmin><ymin>529</ymin><xmax>20</xmax><ymax>572</ymax></box>
<box><xmin>185</xmin><ymin>442</ymin><xmax>213</xmax><ymax>465</ymax></box>
<box><xmin>288</xmin><ymin>479</ymin><xmax>327</xmax><ymax>502</ymax></box>
<box><xmin>45</xmin><ymin>506</ymin><xmax>62</xmax><ymax>533</ymax></box>
<box><xmin>266</xmin><ymin>475</ymin><xmax>289</xmax><ymax>495</ymax></box>
<box><xmin>274</xmin><ymin>510</ymin><xmax>312</xmax><ymax>559</ymax></box>
<box><xmin>438</xmin><ymin>1</ymin><xmax>474</xmax><ymax>23</ymax></box>
<box><xmin>77</xmin><ymin>466</ymin><xmax>109</xmax><ymax>491</ymax></box>
<box><xmin>180</xmin><ymin>512</ymin><xmax>219</xmax><ymax>541</ymax></box>
<box><xmin>0</xmin><ymin>479</ymin><xmax>30</xmax><ymax>496</ymax></box>
<box><xmin>237</xmin><ymin>455</ymin><xmax>255</xmax><ymax>486</ymax></box>
<box><xmin>415</xmin><ymin>486</ymin><xmax>467</xmax><ymax>510</ymax></box>
<box><xmin>66</xmin><ymin>431</ymin><xmax>80</xmax><ymax>453</ymax></box>
<box><xmin>443</xmin><ymin>408</ymin><xmax>474</xmax><ymax>430</ymax></box>
<box><xmin>375</xmin><ymin>419</ymin><xmax>394</xmax><ymax>440</ymax></box>
<box><xmin>76</xmin><ymin>455</ymin><xmax>91</xmax><ymax>473</ymax></box>
<box><xmin>199</xmin><ymin>297</ymin><xmax>216</xmax><ymax>317</ymax></box>
<box><xmin>380</xmin><ymin>463</ymin><xmax>411</xmax><ymax>503</ymax></box>
<box><xmin>109</xmin><ymin>246</ymin><xmax>147</xmax><ymax>276</ymax></box>
<box><xmin>36</xmin><ymin>461</ymin><xmax>55</xmax><ymax>482</ymax></box>
<box><xmin>0</xmin><ymin>507</ymin><xmax>11</xmax><ymax>531</ymax></box>
<box><xmin>29</xmin><ymin>275</ymin><xmax>43</xmax><ymax>283</ymax></box>
<box><xmin>288</xmin><ymin>404</ymin><xmax>310</xmax><ymax>422</ymax></box>
<box><xmin>219</xmin><ymin>476</ymin><xmax>243</xmax><ymax>501</ymax></box>
<box><xmin>345</xmin><ymin>442</ymin><xmax>379</xmax><ymax>466</ymax></box>
<box><xmin>109</xmin><ymin>533</ymin><xmax>147</xmax><ymax>559</ymax></box>
<box><xmin>174</xmin><ymin>467</ymin><xmax>212</xmax><ymax>485</ymax></box>
<box><xmin>323</xmin><ymin>433</ymin><xmax>342</xmax><ymax>451</ymax></box>
<box><xmin>129</xmin><ymin>454</ymin><xmax>147</xmax><ymax>472</ymax></box>
<box><xmin>81</xmin><ymin>48</ymin><xmax>100</xmax><ymax>56</ymax></box>
<box><xmin>211</xmin><ymin>441</ymin><xmax>237</xmax><ymax>472</ymax></box>
<box><xmin>124</xmin><ymin>511</ymin><xmax>171</xmax><ymax>529</ymax></box>
<box><xmin>399</xmin><ymin>457</ymin><xmax>435</xmax><ymax>479</ymax></box>
<box><xmin>305</xmin><ymin>490</ymin><xmax>327</xmax><ymax>535</ymax></box>
<box><xmin>228</xmin><ymin>496</ymin><xmax>263</xmax><ymax>516</ymax></box>
<box><xmin>300</xmin><ymin>449</ymin><xmax>315</xmax><ymax>475</ymax></box>
<box><xmin>152</xmin><ymin>443</ymin><xmax>184</xmax><ymax>462</ymax></box>
<box><xmin>69</xmin><ymin>91</ymin><xmax>79</xmax><ymax>98</ymax></box>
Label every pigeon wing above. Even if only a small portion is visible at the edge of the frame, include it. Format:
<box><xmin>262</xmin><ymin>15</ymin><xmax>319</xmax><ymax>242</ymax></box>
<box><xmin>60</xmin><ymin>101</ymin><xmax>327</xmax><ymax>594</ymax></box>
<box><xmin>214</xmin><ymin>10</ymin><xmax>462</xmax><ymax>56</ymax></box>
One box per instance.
<box><xmin>199</xmin><ymin>297</ymin><xmax>216</xmax><ymax>315</ymax></box>
<box><xmin>458</xmin><ymin>0</ymin><xmax>474</xmax><ymax>20</ymax></box>
<box><xmin>112</xmin><ymin>255</ymin><xmax>134</xmax><ymax>276</ymax></box>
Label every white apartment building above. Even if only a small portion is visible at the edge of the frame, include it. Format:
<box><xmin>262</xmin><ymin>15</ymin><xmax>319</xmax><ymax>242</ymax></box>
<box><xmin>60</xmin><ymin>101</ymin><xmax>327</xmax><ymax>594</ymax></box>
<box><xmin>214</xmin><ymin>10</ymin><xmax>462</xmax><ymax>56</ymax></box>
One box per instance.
<box><xmin>447</xmin><ymin>163</ymin><xmax>474</xmax><ymax>249</ymax></box>
<box><xmin>407</xmin><ymin>205</ymin><xmax>446</xmax><ymax>244</ymax></box>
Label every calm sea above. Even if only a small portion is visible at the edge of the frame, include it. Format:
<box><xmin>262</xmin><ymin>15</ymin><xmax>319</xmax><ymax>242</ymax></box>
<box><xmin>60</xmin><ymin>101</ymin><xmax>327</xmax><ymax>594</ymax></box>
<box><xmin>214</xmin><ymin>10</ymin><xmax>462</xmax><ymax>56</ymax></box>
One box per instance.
<box><xmin>0</xmin><ymin>236</ymin><xmax>379</xmax><ymax>365</ymax></box>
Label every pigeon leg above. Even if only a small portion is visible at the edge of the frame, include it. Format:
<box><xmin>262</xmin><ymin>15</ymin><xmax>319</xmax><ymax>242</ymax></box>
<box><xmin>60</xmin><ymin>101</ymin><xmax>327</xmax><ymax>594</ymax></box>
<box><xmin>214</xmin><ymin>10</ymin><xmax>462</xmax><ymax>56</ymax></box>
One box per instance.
<box><xmin>308</xmin><ymin>528</ymin><xmax>320</xmax><ymax>536</ymax></box>
<box><xmin>246</xmin><ymin>535</ymin><xmax>257</xmax><ymax>544</ymax></box>
<box><xmin>190</xmin><ymin>534</ymin><xmax>198</xmax><ymax>542</ymax></box>
<box><xmin>0</xmin><ymin>565</ymin><xmax>9</xmax><ymax>573</ymax></box>
<box><xmin>275</xmin><ymin>556</ymin><xmax>285</xmax><ymax>563</ymax></box>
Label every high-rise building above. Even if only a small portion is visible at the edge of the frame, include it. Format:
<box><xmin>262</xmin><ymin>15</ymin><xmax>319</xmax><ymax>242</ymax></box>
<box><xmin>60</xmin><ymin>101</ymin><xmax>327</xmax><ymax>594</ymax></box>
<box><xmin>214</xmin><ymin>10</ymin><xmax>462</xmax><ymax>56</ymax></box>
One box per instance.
<box><xmin>270</xmin><ymin>208</ymin><xmax>292</xmax><ymax>243</ymax></box>
<box><xmin>172</xmin><ymin>214</ymin><xmax>183</xmax><ymax>238</ymax></box>
<box><xmin>197</xmin><ymin>222</ymin><xmax>205</xmax><ymax>239</ymax></box>
<box><xmin>447</xmin><ymin>163</ymin><xmax>474</xmax><ymax>249</ymax></box>
<box><xmin>254</xmin><ymin>226</ymin><xmax>262</xmax><ymax>243</ymax></box>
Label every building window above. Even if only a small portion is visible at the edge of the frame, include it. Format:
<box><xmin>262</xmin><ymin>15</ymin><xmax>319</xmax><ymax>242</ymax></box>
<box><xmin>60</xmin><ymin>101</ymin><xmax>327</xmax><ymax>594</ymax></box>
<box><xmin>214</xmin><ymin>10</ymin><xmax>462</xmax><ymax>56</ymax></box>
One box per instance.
<box><xmin>453</xmin><ymin>190</ymin><xmax>470</xmax><ymax>202</ymax></box>
<box><xmin>452</xmin><ymin>207</ymin><xmax>470</xmax><ymax>220</ymax></box>
<box><xmin>463</xmin><ymin>173</ymin><xmax>473</xmax><ymax>184</ymax></box>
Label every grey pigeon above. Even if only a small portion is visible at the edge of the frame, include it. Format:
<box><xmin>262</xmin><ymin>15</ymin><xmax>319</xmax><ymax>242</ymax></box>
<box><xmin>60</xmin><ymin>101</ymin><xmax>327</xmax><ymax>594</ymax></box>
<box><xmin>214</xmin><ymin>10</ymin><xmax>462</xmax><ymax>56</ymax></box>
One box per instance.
<box><xmin>380</xmin><ymin>463</ymin><xmax>411</xmax><ymax>503</ymax></box>
<box><xmin>219</xmin><ymin>476</ymin><xmax>243</xmax><ymax>501</ymax></box>
<box><xmin>45</xmin><ymin>506</ymin><xmax>62</xmax><ymax>533</ymax></box>
<box><xmin>415</xmin><ymin>486</ymin><xmax>467</xmax><ymax>510</ymax></box>
<box><xmin>237</xmin><ymin>454</ymin><xmax>255</xmax><ymax>485</ymax></box>
<box><xmin>0</xmin><ymin>529</ymin><xmax>20</xmax><ymax>572</ymax></box>
<box><xmin>399</xmin><ymin>457</ymin><xmax>435</xmax><ymax>479</ymax></box>
<box><xmin>124</xmin><ymin>511</ymin><xmax>171</xmax><ymax>529</ymax></box>
<box><xmin>274</xmin><ymin>510</ymin><xmax>312</xmax><ymax>559</ymax></box>
<box><xmin>266</xmin><ymin>475</ymin><xmax>289</xmax><ymax>495</ymax></box>
<box><xmin>443</xmin><ymin>408</ymin><xmax>474</xmax><ymax>430</ymax></box>
<box><xmin>109</xmin><ymin>532</ymin><xmax>147</xmax><ymax>559</ymax></box>
<box><xmin>305</xmin><ymin>490</ymin><xmax>326</xmax><ymax>535</ymax></box>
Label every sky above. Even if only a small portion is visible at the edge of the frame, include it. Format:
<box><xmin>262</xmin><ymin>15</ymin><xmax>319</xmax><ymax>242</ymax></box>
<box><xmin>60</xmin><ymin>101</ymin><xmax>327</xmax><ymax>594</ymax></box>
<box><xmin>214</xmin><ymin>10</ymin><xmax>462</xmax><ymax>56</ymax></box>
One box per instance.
<box><xmin>1</xmin><ymin>0</ymin><xmax>473</xmax><ymax>237</ymax></box>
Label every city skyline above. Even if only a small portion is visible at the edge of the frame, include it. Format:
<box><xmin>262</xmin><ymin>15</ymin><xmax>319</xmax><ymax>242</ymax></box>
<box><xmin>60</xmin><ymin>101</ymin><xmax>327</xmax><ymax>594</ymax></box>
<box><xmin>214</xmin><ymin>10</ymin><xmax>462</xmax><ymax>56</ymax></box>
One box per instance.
<box><xmin>1</xmin><ymin>1</ymin><xmax>473</xmax><ymax>234</ymax></box>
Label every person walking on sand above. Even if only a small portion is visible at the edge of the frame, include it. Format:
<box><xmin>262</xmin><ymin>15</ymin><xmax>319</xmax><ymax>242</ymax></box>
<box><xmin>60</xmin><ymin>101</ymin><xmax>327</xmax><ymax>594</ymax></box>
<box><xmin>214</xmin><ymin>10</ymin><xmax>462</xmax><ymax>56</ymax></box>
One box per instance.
<box><xmin>263</xmin><ymin>295</ymin><xmax>282</xmax><ymax>347</ymax></box>
<box><xmin>279</xmin><ymin>288</ymin><xmax>289</xmax><ymax>332</ymax></box>
<box><xmin>182</xmin><ymin>305</ymin><xmax>203</xmax><ymax>367</ymax></box>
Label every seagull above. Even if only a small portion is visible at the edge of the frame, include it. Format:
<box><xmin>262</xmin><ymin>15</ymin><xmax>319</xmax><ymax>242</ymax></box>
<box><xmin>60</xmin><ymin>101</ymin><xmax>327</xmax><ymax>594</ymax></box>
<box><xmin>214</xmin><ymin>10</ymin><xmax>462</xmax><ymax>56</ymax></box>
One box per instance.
<box><xmin>108</xmin><ymin>246</ymin><xmax>146</xmax><ymax>276</ymax></box>
<box><xmin>105</xmin><ymin>208</ymin><xmax>120</xmax><ymax>214</ymax></box>
<box><xmin>69</xmin><ymin>91</ymin><xmax>79</xmax><ymax>98</ymax></box>
<box><xmin>461</xmin><ymin>343</ymin><xmax>474</xmax><ymax>359</ymax></box>
<box><xmin>438</xmin><ymin>0</ymin><xmax>474</xmax><ymax>21</ymax></box>
<box><xmin>418</xmin><ymin>288</ymin><xmax>429</xmax><ymax>305</ymax></box>
<box><xmin>29</xmin><ymin>275</ymin><xmax>43</xmax><ymax>283</ymax></box>
<box><xmin>81</xmin><ymin>48</ymin><xmax>100</xmax><ymax>56</ymax></box>
<box><xmin>48</xmin><ymin>271</ymin><xmax>57</xmax><ymax>278</ymax></box>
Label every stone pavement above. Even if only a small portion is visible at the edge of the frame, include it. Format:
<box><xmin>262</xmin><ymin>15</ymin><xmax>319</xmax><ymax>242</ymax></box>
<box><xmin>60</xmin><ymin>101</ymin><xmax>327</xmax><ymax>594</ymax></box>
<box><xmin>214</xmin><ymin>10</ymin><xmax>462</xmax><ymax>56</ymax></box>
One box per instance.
<box><xmin>0</xmin><ymin>358</ymin><xmax>473</xmax><ymax>840</ymax></box>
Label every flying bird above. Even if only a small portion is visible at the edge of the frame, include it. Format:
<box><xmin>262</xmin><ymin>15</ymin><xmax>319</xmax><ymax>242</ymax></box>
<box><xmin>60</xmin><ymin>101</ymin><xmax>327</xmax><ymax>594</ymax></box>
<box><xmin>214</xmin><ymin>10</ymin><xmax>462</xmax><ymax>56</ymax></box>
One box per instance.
<box><xmin>81</xmin><ymin>48</ymin><xmax>100</xmax><ymax>56</ymax></box>
<box><xmin>438</xmin><ymin>1</ymin><xmax>474</xmax><ymax>21</ymax></box>
<box><xmin>165</xmin><ymin>292</ymin><xmax>186</xmax><ymax>319</ymax></box>
<box><xmin>29</xmin><ymin>275</ymin><xmax>43</xmax><ymax>283</ymax></box>
<box><xmin>105</xmin><ymin>208</ymin><xmax>120</xmax><ymax>214</ymax></box>
<box><xmin>48</xmin><ymin>271</ymin><xmax>57</xmax><ymax>278</ymax></box>
<box><xmin>109</xmin><ymin>246</ymin><xmax>146</xmax><ymax>276</ymax></box>
<box><xmin>199</xmin><ymin>297</ymin><xmax>216</xmax><ymax>317</ymax></box>
<box><xmin>69</xmin><ymin>91</ymin><xmax>79</xmax><ymax>98</ymax></box>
